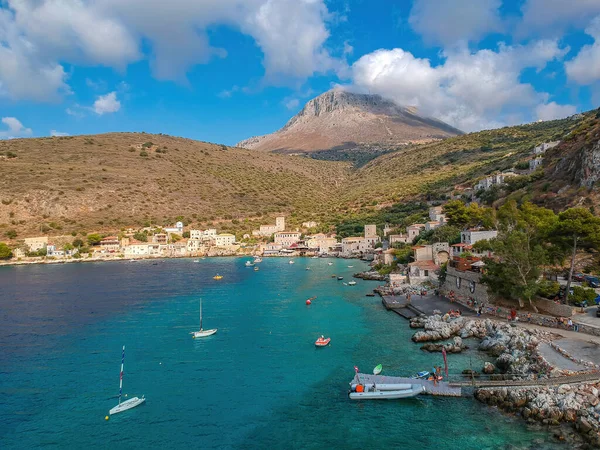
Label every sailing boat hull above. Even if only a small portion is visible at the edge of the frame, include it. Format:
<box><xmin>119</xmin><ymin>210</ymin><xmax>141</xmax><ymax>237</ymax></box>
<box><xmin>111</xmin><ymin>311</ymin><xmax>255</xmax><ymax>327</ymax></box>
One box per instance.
<box><xmin>192</xmin><ymin>329</ymin><xmax>217</xmax><ymax>338</ymax></box>
<box><xmin>109</xmin><ymin>396</ymin><xmax>145</xmax><ymax>415</ymax></box>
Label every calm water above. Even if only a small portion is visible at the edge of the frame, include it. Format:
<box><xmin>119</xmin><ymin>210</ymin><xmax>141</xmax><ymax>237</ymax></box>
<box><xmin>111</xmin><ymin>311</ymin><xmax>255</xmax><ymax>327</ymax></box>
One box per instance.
<box><xmin>0</xmin><ymin>258</ymin><xmax>562</xmax><ymax>449</ymax></box>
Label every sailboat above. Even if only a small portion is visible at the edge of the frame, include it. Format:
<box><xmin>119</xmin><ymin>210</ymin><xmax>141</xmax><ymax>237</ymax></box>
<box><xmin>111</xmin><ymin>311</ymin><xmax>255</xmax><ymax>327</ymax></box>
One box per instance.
<box><xmin>109</xmin><ymin>346</ymin><xmax>145</xmax><ymax>415</ymax></box>
<box><xmin>191</xmin><ymin>299</ymin><xmax>217</xmax><ymax>338</ymax></box>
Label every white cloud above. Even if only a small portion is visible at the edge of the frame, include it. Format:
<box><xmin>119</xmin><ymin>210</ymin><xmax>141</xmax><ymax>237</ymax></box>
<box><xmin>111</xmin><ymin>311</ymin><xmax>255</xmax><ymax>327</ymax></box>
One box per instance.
<box><xmin>565</xmin><ymin>16</ymin><xmax>600</xmax><ymax>85</ymax></box>
<box><xmin>284</xmin><ymin>98</ymin><xmax>300</xmax><ymax>110</ymax></box>
<box><xmin>93</xmin><ymin>92</ymin><xmax>121</xmax><ymax>115</ymax></box>
<box><xmin>518</xmin><ymin>0</ymin><xmax>600</xmax><ymax>36</ymax></box>
<box><xmin>535</xmin><ymin>102</ymin><xmax>577</xmax><ymax>121</ymax></box>
<box><xmin>50</xmin><ymin>130</ymin><xmax>69</xmax><ymax>137</ymax></box>
<box><xmin>350</xmin><ymin>40</ymin><xmax>568</xmax><ymax>131</ymax></box>
<box><xmin>409</xmin><ymin>0</ymin><xmax>503</xmax><ymax>46</ymax></box>
<box><xmin>0</xmin><ymin>0</ymin><xmax>341</xmax><ymax>100</ymax></box>
<box><xmin>0</xmin><ymin>117</ymin><xmax>32</xmax><ymax>138</ymax></box>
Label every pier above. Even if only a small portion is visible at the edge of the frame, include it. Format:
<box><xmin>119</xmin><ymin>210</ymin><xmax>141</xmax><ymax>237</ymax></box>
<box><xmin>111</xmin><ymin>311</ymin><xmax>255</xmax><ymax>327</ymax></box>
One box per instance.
<box><xmin>352</xmin><ymin>373</ymin><xmax>462</xmax><ymax>397</ymax></box>
<box><xmin>381</xmin><ymin>296</ymin><xmax>424</xmax><ymax>320</ymax></box>
<box><xmin>449</xmin><ymin>371</ymin><xmax>600</xmax><ymax>388</ymax></box>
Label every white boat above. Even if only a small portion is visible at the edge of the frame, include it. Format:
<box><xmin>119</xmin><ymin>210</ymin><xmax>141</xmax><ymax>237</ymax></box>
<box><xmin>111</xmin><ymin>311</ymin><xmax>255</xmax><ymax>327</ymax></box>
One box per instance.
<box><xmin>193</xmin><ymin>259</ymin><xmax>200</xmax><ymax>263</ymax></box>
<box><xmin>129</xmin><ymin>259</ymin><xmax>136</xmax><ymax>262</ymax></box>
<box><xmin>348</xmin><ymin>281</ymin><xmax>357</xmax><ymax>286</ymax></box>
<box><xmin>245</xmin><ymin>261</ymin><xmax>254</xmax><ymax>267</ymax></box>
<box><xmin>347</xmin><ymin>265</ymin><xmax>354</xmax><ymax>268</ymax></box>
<box><xmin>351</xmin><ymin>383</ymin><xmax>412</xmax><ymax>391</ymax></box>
<box><xmin>109</xmin><ymin>346</ymin><xmax>145</xmax><ymax>415</ymax></box>
<box><xmin>289</xmin><ymin>260</ymin><xmax>295</xmax><ymax>264</ymax></box>
<box><xmin>191</xmin><ymin>298</ymin><xmax>217</xmax><ymax>338</ymax></box>
<box><xmin>328</xmin><ymin>262</ymin><xmax>333</xmax><ymax>266</ymax></box>
<box><xmin>312</xmin><ymin>256</ymin><xmax>319</xmax><ymax>259</ymax></box>
<box><xmin>348</xmin><ymin>385</ymin><xmax>424</xmax><ymax>400</ymax></box>
<box><xmin>253</xmin><ymin>256</ymin><xmax>263</xmax><ymax>263</ymax></box>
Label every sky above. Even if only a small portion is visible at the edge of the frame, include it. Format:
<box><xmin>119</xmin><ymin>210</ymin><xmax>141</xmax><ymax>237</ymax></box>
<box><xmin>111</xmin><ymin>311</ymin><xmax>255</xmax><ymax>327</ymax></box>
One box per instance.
<box><xmin>1</xmin><ymin>0</ymin><xmax>600</xmax><ymax>145</ymax></box>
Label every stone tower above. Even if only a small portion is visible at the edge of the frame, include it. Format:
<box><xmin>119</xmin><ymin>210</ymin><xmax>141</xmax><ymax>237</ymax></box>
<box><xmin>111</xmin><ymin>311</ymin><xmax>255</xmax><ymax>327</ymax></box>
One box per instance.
<box><xmin>276</xmin><ymin>216</ymin><xmax>285</xmax><ymax>231</ymax></box>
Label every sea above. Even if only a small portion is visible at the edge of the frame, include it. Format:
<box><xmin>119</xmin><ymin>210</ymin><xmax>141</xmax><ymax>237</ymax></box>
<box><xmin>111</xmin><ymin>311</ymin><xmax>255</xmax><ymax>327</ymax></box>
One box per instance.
<box><xmin>0</xmin><ymin>257</ymin><xmax>564</xmax><ymax>449</ymax></box>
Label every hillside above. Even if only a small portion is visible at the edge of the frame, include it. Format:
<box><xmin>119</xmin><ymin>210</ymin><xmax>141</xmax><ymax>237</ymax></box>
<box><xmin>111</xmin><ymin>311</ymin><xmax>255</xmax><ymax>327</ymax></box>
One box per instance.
<box><xmin>0</xmin><ymin>112</ymin><xmax>595</xmax><ymax>242</ymax></box>
<box><xmin>0</xmin><ymin>133</ymin><xmax>350</xmax><ymax>238</ymax></box>
<box><xmin>236</xmin><ymin>90</ymin><xmax>462</xmax><ymax>154</ymax></box>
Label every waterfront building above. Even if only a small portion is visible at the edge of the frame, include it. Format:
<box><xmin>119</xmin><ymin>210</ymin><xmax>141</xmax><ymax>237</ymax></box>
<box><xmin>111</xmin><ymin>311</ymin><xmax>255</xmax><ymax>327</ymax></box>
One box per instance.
<box><xmin>152</xmin><ymin>233</ymin><xmax>168</xmax><ymax>244</ymax></box>
<box><xmin>124</xmin><ymin>243</ymin><xmax>150</xmax><ymax>257</ymax></box>
<box><xmin>23</xmin><ymin>236</ymin><xmax>48</xmax><ymax>252</ymax></box>
<box><xmin>341</xmin><ymin>237</ymin><xmax>364</xmax><ymax>257</ymax></box>
<box><xmin>100</xmin><ymin>236</ymin><xmax>120</xmax><ymax>252</ymax></box>
<box><xmin>215</xmin><ymin>233</ymin><xmax>236</xmax><ymax>247</ymax></box>
<box><xmin>190</xmin><ymin>229</ymin><xmax>217</xmax><ymax>240</ymax></box>
<box><xmin>305</xmin><ymin>233</ymin><xmax>337</xmax><ymax>253</ymax></box>
<box><xmin>407</xmin><ymin>243</ymin><xmax>450</xmax><ymax>285</ymax></box>
<box><xmin>164</xmin><ymin>221</ymin><xmax>184</xmax><ymax>235</ymax></box>
<box><xmin>364</xmin><ymin>224</ymin><xmax>380</xmax><ymax>248</ymax></box>
<box><xmin>274</xmin><ymin>231</ymin><xmax>301</xmax><ymax>247</ymax></box>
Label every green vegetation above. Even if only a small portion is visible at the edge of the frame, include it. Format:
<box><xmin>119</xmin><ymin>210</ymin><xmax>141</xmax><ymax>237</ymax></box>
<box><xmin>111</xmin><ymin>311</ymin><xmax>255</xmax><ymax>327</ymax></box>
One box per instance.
<box><xmin>0</xmin><ymin>242</ymin><xmax>13</xmax><ymax>259</ymax></box>
<box><xmin>87</xmin><ymin>233</ymin><xmax>102</xmax><ymax>245</ymax></box>
<box><xmin>4</xmin><ymin>229</ymin><xmax>17</xmax><ymax>239</ymax></box>
<box><xmin>133</xmin><ymin>232</ymin><xmax>148</xmax><ymax>242</ymax></box>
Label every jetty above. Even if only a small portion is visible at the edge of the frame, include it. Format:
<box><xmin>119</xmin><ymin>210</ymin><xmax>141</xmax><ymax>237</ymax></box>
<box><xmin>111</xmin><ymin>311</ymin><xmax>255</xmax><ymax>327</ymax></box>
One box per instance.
<box><xmin>450</xmin><ymin>371</ymin><xmax>600</xmax><ymax>388</ymax></box>
<box><xmin>351</xmin><ymin>373</ymin><xmax>462</xmax><ymax>397</ymax></box>
<box><xmin>381</xmin><ymin>296</ymin><xmax>424</xmax><ymax>320</ymax></box>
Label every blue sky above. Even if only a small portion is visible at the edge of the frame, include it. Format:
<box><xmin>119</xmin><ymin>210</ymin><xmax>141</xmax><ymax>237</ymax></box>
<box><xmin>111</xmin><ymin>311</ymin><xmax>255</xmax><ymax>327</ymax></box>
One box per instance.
<box><xmin>1</xmin><ymin>0</ymin><xmax>600</xmax><ymax>144</ymax></box>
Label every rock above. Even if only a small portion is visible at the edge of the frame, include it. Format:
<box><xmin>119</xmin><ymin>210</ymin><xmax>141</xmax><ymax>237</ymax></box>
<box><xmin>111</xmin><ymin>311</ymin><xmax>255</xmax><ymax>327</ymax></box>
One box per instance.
<box><xmin>564</xmin><ymin>409</ymin><xmax>577</xmax><ymax>422</ymax></box>
<box><xmin>592</xmin><ymin>387</ymin><xmax>598</xmax><ymax>397</ymax></box>
<box><xmin>587</xmin><ymin>394</ymin><xmax>600</xmax><ymax>407</ymax></box>
<box><xmin>483</xmin><ymin>362</ymin><xmax>495</xmax><ymax>374</ymax></box>
<box><xmin>558</xmin><ymin>384</ymin><xmax>571</xmax><ymax>394</ymax></box>
<box><xmin>495</xmin><ymin>353</ymin><xmax>515</xmax><ymax>372</ymax></box>
<box><xmin>578</xmin><ymin>417</ymin><xmax>593</xmax><ymax>434</ymax></box>
<box><xmin>522</xmin><ymin>407</ymin><xmax>532</xmax><ymax>419</ymax></box>
<box><xmin>462</xmin><ymin>369</ymin><xmax>480</xmax><ymax>378</ymax></box>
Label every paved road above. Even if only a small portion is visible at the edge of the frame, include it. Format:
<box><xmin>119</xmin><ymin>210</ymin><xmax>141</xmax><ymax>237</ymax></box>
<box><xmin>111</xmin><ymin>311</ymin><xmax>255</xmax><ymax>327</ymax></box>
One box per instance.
<box><xmin>573</xmin><ymin>306</ymin><xmax>600</xmax><ymax>328</ymax></box>
<box><xmin>538</xmin><ymin>342</ymin><xmax>588</xmax><ymax>371</ymax></box>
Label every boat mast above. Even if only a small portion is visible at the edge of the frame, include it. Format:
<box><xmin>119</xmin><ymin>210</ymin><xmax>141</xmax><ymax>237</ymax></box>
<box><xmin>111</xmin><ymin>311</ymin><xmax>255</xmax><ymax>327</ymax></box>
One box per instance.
<box><xmin>118</xmin><ymin>345</ymin><xmax>125</xmax><ymax>405</ymax></box>
<box><xmin>199</xmin><ymin>299</ymin><xmax>203</xmax><ymax>331</ymax></box>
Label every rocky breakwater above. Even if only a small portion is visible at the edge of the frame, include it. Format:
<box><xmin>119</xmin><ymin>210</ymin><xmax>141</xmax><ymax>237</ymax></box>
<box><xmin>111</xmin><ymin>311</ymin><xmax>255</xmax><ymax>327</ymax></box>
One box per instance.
<box><xmin>354</xmin><ymin>271</ymin><xmax>387</xmax><ymax>281</ymax></box>
<box><xmin>476</xmin><ymin>384</ymin><xmax>600</xmax><ymax>447</ymax></box>
<box><xmin>410</xmin><ymin>315</ymin><xmax>487</xmax><ymax>353</ymax></box>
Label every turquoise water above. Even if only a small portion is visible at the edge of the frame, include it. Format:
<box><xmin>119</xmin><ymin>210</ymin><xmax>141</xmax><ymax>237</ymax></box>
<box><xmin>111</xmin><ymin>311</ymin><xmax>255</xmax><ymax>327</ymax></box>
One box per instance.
<box><xmin>0</xmin><ymin>258</ymin><xmax>561</xmax><ymax>449</ymax></box>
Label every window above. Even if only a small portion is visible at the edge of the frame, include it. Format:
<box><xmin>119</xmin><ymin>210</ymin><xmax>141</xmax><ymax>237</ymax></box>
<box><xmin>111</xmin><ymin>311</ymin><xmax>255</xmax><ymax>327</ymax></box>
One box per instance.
<box><xmin>424</xmin><ymin>270</ymin><xmax>429</xmax><ymax>276</ymax></box>
<box><xmin>456</xmin><ymin>277</ymin><xmax>461</xmax><ymax>288</ymax></box>
<box><xmin>469</xmin><ymin>281</ymin><xmax>476</xmax><ymax>293</ymax></box>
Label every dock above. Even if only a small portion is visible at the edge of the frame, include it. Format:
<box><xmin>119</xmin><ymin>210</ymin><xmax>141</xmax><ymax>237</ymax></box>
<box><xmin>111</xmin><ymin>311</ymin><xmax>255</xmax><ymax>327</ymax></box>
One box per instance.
<box><xmin>381</xmin><ymin>296</ymin><xmax>424</xmax><ymax>320</ymax></box>
<box><xmin>351</xmin><ymin>373</ymin><xmax>462</xmax><ymax>397</ymax></box>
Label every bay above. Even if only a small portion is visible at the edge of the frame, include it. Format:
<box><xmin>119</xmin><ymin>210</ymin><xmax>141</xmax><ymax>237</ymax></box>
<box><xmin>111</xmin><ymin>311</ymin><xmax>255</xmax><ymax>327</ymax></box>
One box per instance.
<box><xmin>0</xmin><ymin>258</ymin><xmax>562</xmax><ymax>449</ymax></box>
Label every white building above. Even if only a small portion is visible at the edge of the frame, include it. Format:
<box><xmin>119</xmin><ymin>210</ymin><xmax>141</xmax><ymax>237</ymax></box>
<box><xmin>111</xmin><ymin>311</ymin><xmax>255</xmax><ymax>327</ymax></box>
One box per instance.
<box><xmin>302</xmin><ymin>221</ymin><xmax>319</xmax><ymax>229</ymax></box>
<box><xmin>341</xmin><ymin>237</ymin><xmax>364</xmax><ymax>257</ymax></box>
<box><xmin>406</xmin><ymin>224</ymin><xmax>425</xmax><ymax>242</ymax></box>
<box><xmin>253</xmin><ymin>216</ymin><xmax>285</xmax><ymax>237</ymax></box>
<box><xmin>215</xmin><ymin>233</ymin><xmax>236</xmax><ymax>247</ymax></box>
<box><xmin>164</xmin><ymin>221</ymin><xmax>184</xmax><ymax>235</ymax></box>
<box><xmin>124</xmin><ymin>243</ymin><xmax>150</xmax><ymax>256</ymax></box>
<box><xmin>460</xmin><ymin>229</ymin><xmax>498</xmax><ymax>245</ymax></box>
<box><xmin>190</xmin><ymin>229</ymin><xmax>217</xmax><ymax>240</ymax></box>
<box><xmin>305</xmin><ymin>233</ymin><xmax>337</xmax><ymax>253</ymax></box>
<box><xmin>533</xmin><ymin>141</ymin><xmax>559</xmax><ymax>155</ymax></box>
<box><xmin>529</xmin><ymin>157</ymin><xmax>543</xmax><ymax>171</ymax></box>
<box><xmin>274</xmin><ymin>231</ymin><xmax>301</xmax><ymax>247</ymax></box>
<box><xmin>475</xmin><ymin>172</ymin><xmax>518</xmax><ymax>191</ymax></box>
<box><xmin>425</xmin><ymin>221</ymin><xmax>442</xmax><ymax>231</ymax></box>
<box><xmin>364</xmin><ymin>224</ymin><xmax>380</xmax><ymax>248</ymax></box>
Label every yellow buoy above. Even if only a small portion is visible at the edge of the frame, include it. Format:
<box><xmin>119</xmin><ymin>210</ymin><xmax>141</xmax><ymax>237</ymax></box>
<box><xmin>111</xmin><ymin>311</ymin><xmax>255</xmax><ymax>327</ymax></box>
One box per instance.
<box><xmin>105</xmin><ymin>416</ymin><xmax>109</xmax><ymax>421</ymax></box>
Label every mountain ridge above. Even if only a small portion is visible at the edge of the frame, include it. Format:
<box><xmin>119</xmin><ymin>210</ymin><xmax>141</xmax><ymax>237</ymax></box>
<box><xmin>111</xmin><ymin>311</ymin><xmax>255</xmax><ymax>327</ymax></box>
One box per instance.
<box><xmin>236</xmin><ymin>90</ymin><xmax>462</xmax><ymax>153</ymax></box>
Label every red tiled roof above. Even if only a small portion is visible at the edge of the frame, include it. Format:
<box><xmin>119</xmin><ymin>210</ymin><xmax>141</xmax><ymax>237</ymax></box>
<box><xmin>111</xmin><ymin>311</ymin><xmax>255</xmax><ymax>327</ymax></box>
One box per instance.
<box><xmin>409</xmin><ymin>260</ymin><xmax>439</xmax><ymax>270</ymax></box>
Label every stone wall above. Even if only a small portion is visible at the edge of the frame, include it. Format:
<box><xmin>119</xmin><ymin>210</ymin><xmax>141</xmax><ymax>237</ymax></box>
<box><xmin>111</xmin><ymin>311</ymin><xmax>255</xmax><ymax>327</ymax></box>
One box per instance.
<box><xmin>441</xmin><ymin>266</ymin><xmax>489</xmax><ymax>304</ymax></box>
<box><xmin>533</xmin><ymin>297</ymin><xmax>573</xmax><ymax>317</ymax></box>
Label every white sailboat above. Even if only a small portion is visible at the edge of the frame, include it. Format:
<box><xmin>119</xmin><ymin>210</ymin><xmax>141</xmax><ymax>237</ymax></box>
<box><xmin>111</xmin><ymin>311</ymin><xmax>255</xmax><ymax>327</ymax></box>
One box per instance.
<box><xmin>109</xmin><ymin>346</ymin><xmax>145</xmax><ymax>415</ymax></box>
<box><xmin>191</xmin><ymin>298</ymin><xmax>217</xmax><ymax>338</ymax></box>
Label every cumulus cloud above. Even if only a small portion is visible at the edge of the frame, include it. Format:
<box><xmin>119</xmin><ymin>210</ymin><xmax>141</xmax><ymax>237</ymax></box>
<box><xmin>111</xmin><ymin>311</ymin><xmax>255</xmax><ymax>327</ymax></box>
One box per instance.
<box><xmin>0</xmin><ymin>0</ymin><xmax>340</xmax><ymax>100</ymax></box>
<box><xmin>350</xmin><ymin>40</ymin><xmax>568</xmax><ymax>131</ymax></box>
<box><xmin>518</xmin><ymin>0</ymin><xmax>600</xmax><ymax>36</ymax></box>
<box><xmin>284</xmin><ymin>98</ymin><xmax>300</xmax><ymax>110</ymax></box>
<box><xmin>93</xmin><ymin>92</ymin><xmax>121</xmax><ymax>115</ymax></box>
<box><xmin>409</xmin><ymin>0</ymin><xmax>503</xmax><ymax>46</ymax></box>
<box><xmin>565</xmin><ymin>16</ymin><xmax>600</xmax><ymax>85</ymax></box>
<box><xmin>50</xmin><ymin>130</ymin><xmax>69</xmax><ymax>137</ymax></box>
<box><xmin>535</xmin><ymin>102</ymin><xmax>577</xmax><ymax>121</ymax></box>
<box><xmin>0</xmin><ymin>117</ymin><xmax>32</xmax><ymax>138</ymax></box>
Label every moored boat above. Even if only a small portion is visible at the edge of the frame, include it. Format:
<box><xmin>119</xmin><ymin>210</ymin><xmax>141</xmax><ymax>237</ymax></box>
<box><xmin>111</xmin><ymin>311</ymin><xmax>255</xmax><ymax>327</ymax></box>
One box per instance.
<box><xmin>337</xmin><ymin>276</ymin><xmax>344</xmax><ymax>280</ymax></box>
<box><xmin>373</xmin><ymin>364</ymin><xmax>382</xmax><ymax>375</ymax></box>
<box><xmin>253</xmin><ymin>256</ymin><xmax>263</xmax><ymax>263</ymax></box>
<box><xmin>348</xmin><ymin>384</ymin><xmax>424</xmax><ymax>400</ymax></box>
<box><xmin>348</xmin><ymin>281</ymin><xmax>357</xmax><ymax>286</ymax></box>
<box><xmin>315</xmin><ymin>335</ymin><xmax>330</xmax><ymax>347</ymax></box>
<box><xmin>109</xmin><ymin>346</ymin><xmax>145</xmax><ymax>415</ymax></box>
<box><xmin>213</xmin><ymin>274</ymin><xmax>223</xmax><ymax>280</ymax></box>
<box><xmin>245</xmin><ymin>261</ymin><xmax>254</xmax><ymax>267</ymax></box>
<box><xmin>412</xmin><ymin>371</ymin><xmax>430</xmax><ymax>379</ymax></box>
<box><xmin>191</xmin><ymin>298</ymin><xmax>217</xmax><ymax>338</ymax></box>
<box><xmin>328</xmin><ymin>262</ymin><xmax>333</xmax><ymax>266</ymax></box>
<box><xmin>254</xmin><ymin>266</ymin><xmax>259</xmax><ymax>271</ymax></box>
<box><xmin>289</xmin><ymin>260</ymin><xmax>295</xmax><ymax>264</ymax></box>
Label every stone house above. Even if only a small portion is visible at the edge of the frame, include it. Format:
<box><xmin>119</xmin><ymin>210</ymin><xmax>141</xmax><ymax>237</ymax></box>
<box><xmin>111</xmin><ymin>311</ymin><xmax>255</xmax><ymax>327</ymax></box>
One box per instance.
<box><xmin>23</xmin><ymin>236</ymin><xmax>48</xmax><ymax>252</ymax></box>
<box><xmin>100</xmin><ymin>236</ymin><xmax>120</xmax><ymax>252</ymax></box>
<box><xmin>533</xmin><ymin>141</ymin><xmax>559</xmax><ymax>155</ymax></box>
<box><xmin>274</xmin><ymin>231</ymin><xmax>301</xmax><ymax>247</ymax></box>
<box><xmin>425</xmin><ymin>221</ymin><xmax>442</xmax><ymax>231</ymax></box>
<box><xmin>529</xmin><ymin>157</ymin><xmax>543</xmax><ymax>172</ymax></box>
<box><xmin>389</xmin><ymin>234</ymin><xmax>409</xmax><ymax>245</ymax></box>
<box><xmin>253</xmin><ymin>216</ymin><xmax>285</xmax><ymax>237</ymax></box>
<box><xmin>406</xmin><ymin>243</ymin><xmax>450</xmax><ymax>285</ymax></box>
<box><xmin>341</xmin><ymin>237</ymin><xmax>364</xmax><ymax>257</ymax></box>
<box><xmin>305</xmin><ymin>234</ymin><xmax>337</xmax><ymax>253</ymax></box>
<box><xmin>429</xmin><ymin>206</ymin><xmax>446</xmax><ymax>223</ymax></box>
<box><xmin>153</xmin><ymin>233</ymin><xmax>168</xmax><ymax>244</ymax></box>
<box><xmin>406</xmin><ymin>224</ymin><xmax>425</xmax><ymax>242</ymax></box>
<box><xmin>460</xmin><ymin>229</ymin><xmax>498</xmax><ymax>246</ymax></box>
<box><xmin>215</xmin><ymin>233</ymin><xmax>236</xmax><ymax>247</ymax></box>
<box><xmin>302</xmin><ymin>221</ymin><xmax>319</xmax><ymax>229</ymax></box>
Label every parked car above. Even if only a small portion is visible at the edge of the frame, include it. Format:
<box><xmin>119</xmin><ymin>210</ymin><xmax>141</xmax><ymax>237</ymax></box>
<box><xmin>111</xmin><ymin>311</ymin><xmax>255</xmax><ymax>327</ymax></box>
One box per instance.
<box><xmin>595</xmin><ymin>295</ymin><xmax>600</xmax><ymax>305</ymax></box>
<box><xmin>596</xmin><ymin>307</ymin><xmax>600</xmax><ymax>318</ymax></box>
<box><xmin>573</xmin><ymin>273</ymin><xmax>586</xmax><ymax>282</ymax></box>
<box><xmin>558</xmin><ymin>286</ymin><xmax>574</xmax><ymax>299</ymax></box>
<box><xmin>584</xmin><ymin>275</ymin><xmax>600</xmax><ymax>288</ymax></box>
<box><xmin>572</xmin><ymin>299</ymin><xmax>588</xmax><ymax>308</ymax></box>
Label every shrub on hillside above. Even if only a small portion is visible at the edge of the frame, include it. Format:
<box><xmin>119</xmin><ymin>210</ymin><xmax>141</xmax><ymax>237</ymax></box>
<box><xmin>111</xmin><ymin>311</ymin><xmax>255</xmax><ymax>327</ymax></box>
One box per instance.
<box><xmin>0</xmin><ymin>242</ymin><xmax>13</xmax><ymax>259</ymax></box>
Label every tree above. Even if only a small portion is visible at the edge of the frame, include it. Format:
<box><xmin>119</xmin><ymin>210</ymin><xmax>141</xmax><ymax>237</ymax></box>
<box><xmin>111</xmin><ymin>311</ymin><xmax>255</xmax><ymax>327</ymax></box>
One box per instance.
<box><xmin>182</xmin><ymin>231</ymin><xmax>190</xmax><ymax>238</ymax></box>
<box><xmin>63</xmin><ymin>243</ymin><xmax>74</xmax><ymax>251</ymax></box>
<box><xmin>4</xmin><ymin>229</ymin><xmax>17</xmax><ymax>239</ymax></box>
<box><xmin>481</xmin><ymin>201</ymin><xmax>556</xmax><ymax>311</ymax></box>
<box><xmin>87</xmin><ymin>233</ymin><xmax>102</xmax><ymax>245</ymax></box>
<box><xmin>443</xmin><ymin>200</ymin><xmax>494</xmax><ymax>229</ymax></box>
<box><xmin>552</xmin><ymin>208</ymin><xmax>600</xmax><ymax>302</ymax></box>
<box><xmin>133</xmin><ymin>232</ymin><xmax>148</xmax><ymax>242</ymax></box>
<box><xmin>72</xmin><ymin>238</ymin><xmax>84</xmax><ymax>248</ymax></box>
<box><xmin>0</xmin><ymin>242</ymin><xmax>13</xmax><ymax>259</ymax></box>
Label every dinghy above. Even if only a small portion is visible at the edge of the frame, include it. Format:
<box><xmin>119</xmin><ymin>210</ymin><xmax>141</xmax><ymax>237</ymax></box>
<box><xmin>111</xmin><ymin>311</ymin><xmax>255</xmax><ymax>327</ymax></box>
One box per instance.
<box><xmin>109</xmin><ymin>346</ymin><xmax>145</xmax><ymax>415</ymax></box>
<box><xmin>213</xmin><ymin>274</ymin><xmax>223</xmax><ymax>280</ymax></box>
<box><xmin>315</xmin><ymin>336</ymin><xmax>331</xmax><ymax>347</ymax></box>
<box><xmin>411</xmin><ymin>371</ymin><xmax>430</xmax><ymax>379</ymax></box>
<box><xmin>328</xmin><ymin>262</ymin><xmax>333</xmax><ymax>266</ymax></box>
<box><xmin>348</xmin><ymin>281</ymin><xmax>357</xmax><ymax>286</ymax></box>
<box><xmin>373</xmin><ymin>364</ymin><xmax>382</xmax><ymax>375</ymax></box>
<box><xmin>351</xmin><ymin>383</ymin><xmax>412</xmax><ymax>391</ymax></box>
<box><xmin>191</xmin><ymin>298</ymin><xmax>217</xmax><ymax>338</ymax></box>
<box><xmin>349</xmin><ymin>384</ymin><xmax>424</xmax><ymax>400</ymax></box>
<box><xmin>245</xmin><ymin>261</ymin><xmax>254</xmax><ymax>267</ymax></box>
<box><xmin>289</xmin><ymin>260</ymin><xmax>295</xmax><ymax>264</ymax></box>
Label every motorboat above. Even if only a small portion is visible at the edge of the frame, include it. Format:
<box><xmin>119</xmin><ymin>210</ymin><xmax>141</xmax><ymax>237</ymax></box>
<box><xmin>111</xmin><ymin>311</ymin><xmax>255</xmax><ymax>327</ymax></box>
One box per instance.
<box><xmin>254</xmin><ymin>266</ymin><xmax>259</xmax><ymax>271</ymax></box>
<box><xmin>412</xmin><ymin>371</ymin><xmax>430</xmax><ymax>379</ymax></box>
<box><xmin>347</xmin><ymin>265</ymin><xmax>354</xmax><ymax>268</ymax></box>
<box><xmin>213</xmin><ymin>274</ymin><xmax>223</xmax><ymax>280</ymax></box>
<box><xmin>328</xmin><ymin>262</ymin><xmax>333</xmax><ymax>266</ymax></box>
<box><xmin>109</xmin><ymin>346</ymin><xmax>145</xmax><ymax>415</ymax></box>
<box><xmin>348</xmin><ymin>384</ymin><xmax>424</xmax><ymax>400</ymax></box>
<box><xmin>315</xmin><ymin>336</ymin><xmax>331</xmax><ymax>347</ymax></box>
<box><xmin>191</xmin><ymin>298</ymin><xmax>217</xmax><ymax>338</ymax></box>
<box><xmin>373</xmin><ymin>364</ymin><xmax>382</xmax><ymax>375</ymax></box>
<box><xmin>312</xmin><ymin>256</ymin><xmax>319</xmax><ymax>259</ymax></box>
<box><xmin>245</xmin><ymin>261</ymin><xmax>254</xmax><ymax>267</ymax></box>
<box><xmin>193</xmin><ymin>259</ymin><xmax>200</xmax><ymax>263</ymax></box>
<box><xmin>253</xmin><ymin>256</ymin><xmax>263</xmax><ymax>263</ymax></box>
<box><xmin>306</xmin><ymin>267</ymin><xmax>311</xmax><ymax>271</ymax></box>
<box><xmin>289</xmin><ymin>260</ymin><xmax>295</xmax><ymax>265</ymax></box>
<box><xmin>351</xmin><ymin>383</ymin><xmax>412</xmax><ymax>391</ymax></box>
<box><xmin>337</xmin><ymin>276</ymin><xmax>344</xmax><ymax>281</ymax></box>
<box><xmin>348</xmin><ymin>281</ymin><xmax>357</xmax><ymax>286</ymax></box>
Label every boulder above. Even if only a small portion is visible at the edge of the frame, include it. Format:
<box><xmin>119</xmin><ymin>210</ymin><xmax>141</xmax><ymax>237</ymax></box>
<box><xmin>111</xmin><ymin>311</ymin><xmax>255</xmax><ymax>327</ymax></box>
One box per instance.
<box><xmin>578</xmin><ymin>417</ymin><xmax>593</xmax><ymax>434</ymax></box>
<box><xmin>495</xmin><ymin>353</ymin><xmax>515</xmax><ymax>372</ymax></box>
<box><xmin>483</xmin><ymin>362</ymin><xmax>495</xmax><ymax>374</ymax></box>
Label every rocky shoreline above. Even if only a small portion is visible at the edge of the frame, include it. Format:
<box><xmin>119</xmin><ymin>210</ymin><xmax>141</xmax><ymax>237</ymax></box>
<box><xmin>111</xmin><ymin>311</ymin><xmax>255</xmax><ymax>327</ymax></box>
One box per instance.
<box><xmin>354</xmin><ymin>270</ymin><xmax>387</xmax><ymax>281</ymax></box>
<box><xmin>409</xmin><ymin>314</ymin><xmax>600</xmax><ymax>447</ymax></box>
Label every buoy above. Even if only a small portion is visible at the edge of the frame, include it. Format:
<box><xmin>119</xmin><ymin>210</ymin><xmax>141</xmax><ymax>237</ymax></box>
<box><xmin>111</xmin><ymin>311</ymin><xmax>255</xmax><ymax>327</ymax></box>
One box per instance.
<box><xmin>306</xmin><ymin>300</ymin><xmax>311</xmax><ymax>305</ymax></box>
<box><xmin>105</xmin><ymin>416</ymin><xmax>109</xmax><ymax>421</ymax></box>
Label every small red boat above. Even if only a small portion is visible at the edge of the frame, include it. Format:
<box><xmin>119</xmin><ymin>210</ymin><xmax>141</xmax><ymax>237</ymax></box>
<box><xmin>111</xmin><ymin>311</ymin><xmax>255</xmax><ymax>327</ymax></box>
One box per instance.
<box><xmin>315</xmin><ymin>336</ymin><xmax>331</xmax><ymax>347</ymax></box>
